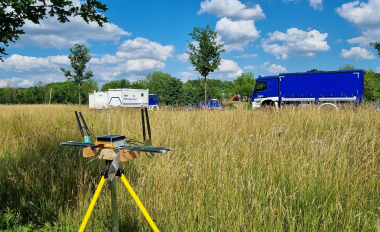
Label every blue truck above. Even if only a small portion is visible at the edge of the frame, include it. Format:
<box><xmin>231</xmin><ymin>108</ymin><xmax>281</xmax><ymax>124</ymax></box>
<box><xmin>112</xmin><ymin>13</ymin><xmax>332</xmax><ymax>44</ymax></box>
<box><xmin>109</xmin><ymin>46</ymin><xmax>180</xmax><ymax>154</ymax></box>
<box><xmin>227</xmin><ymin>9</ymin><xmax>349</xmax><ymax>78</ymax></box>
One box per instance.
<box><xmin>251</xmin><ymin>70</ymin><xmax>364</xmax><ymax>109</ymax></box>
<box><xmin>202</xmin><ymin>99</ymin><xmax>224</xmax><ymax>110</ymax></box>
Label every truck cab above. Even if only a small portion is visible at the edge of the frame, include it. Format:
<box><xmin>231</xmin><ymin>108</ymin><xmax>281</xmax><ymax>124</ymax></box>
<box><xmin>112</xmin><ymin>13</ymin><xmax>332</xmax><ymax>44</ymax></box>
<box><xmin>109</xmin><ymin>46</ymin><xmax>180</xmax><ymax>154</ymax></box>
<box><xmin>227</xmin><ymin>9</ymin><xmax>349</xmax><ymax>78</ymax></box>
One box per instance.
<box><xmin>149</xmin><ymin>94</ymin><xmax>159</xmax><ymax>110</ymax></box>
<box><xmin>251</xmin><ymin>76</ymin><xmax>279</xmax><ymax>109</ymax></box>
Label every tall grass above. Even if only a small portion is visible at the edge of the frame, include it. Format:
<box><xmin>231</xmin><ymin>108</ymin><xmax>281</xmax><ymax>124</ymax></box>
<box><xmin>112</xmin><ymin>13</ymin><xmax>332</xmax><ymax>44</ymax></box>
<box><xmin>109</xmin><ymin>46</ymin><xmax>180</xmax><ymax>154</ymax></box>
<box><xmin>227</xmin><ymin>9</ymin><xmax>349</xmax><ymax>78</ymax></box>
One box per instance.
<box><xmin>0</xmin><ymin>104</ymin><xmax>379</xmax><ymax>231</ymax></box>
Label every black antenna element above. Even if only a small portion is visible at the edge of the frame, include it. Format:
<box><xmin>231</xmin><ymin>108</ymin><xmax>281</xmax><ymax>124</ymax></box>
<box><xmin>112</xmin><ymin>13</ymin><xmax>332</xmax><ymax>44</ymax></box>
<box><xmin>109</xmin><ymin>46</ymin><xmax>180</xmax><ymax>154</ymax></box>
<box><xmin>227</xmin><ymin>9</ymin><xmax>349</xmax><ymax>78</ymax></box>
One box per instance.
<box><xmin>75</xmin><ymin>111</ymin><xmax>84</xmax><ymax>137</ymax></box>
<box><xmin>144</xmin><ymin>107</ymin><xmax>151</xmax><ymax>139</ymax></box>
<box><xmin>141</xmin><ymin>108</ymin><xmax>146</xmax><ymax>140</ymax></box>
<box><xmin>79</xmin><ymin>112</ymin><xmax>91</xmax><ymax>136</ymax></box>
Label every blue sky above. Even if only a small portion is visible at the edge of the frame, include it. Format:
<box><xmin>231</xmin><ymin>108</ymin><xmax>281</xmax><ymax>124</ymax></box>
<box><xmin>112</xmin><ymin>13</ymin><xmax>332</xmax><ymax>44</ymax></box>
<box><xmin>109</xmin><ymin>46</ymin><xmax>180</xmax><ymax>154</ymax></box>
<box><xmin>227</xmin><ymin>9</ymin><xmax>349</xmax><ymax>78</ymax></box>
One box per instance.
<box><xmin>1</xmin><ymin>0</ymin><xmax>380</xmax><ymax>88</ymax></box>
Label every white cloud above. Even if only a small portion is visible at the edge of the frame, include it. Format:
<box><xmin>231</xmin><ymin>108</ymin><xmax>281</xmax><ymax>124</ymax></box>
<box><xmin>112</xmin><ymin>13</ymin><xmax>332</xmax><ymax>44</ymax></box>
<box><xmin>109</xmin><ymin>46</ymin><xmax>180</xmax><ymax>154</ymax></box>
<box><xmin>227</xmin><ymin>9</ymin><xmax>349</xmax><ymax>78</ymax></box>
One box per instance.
<box><xmin>180</xmin><ymin>71</ymin><xmax>197</xmax><ymax>81</ymax></box>
<box><xmin>215</xmin><ymin>59</ymin><xmax>243</xmax><ymax>78</ymax></box>
<box><xmin>339</xmin><ymin>47</ymin><xmax>376</xmax><ymax>60</ymax></box>
<box><xmin>19</xmin><ymin>16</ymin><xmax>130</xmax><ymax>49</ymax></box>
<box><xmin>17</xmin><ymin>79</ymin><xmax>34</xmax><ymax>87</ymax></box>
<box><xmin>336</xmin><ymin>0</ymin><xmax>380</xmax><ymax>48</ymax></box>
<box><xmin>215</xmin><ymin>17</ymin><xmax>260</xmax><ymax>51</ymax></box>
<box><xmin>261</xmin><ymin>28</ymin><xmax>330</xmax><ymax>59</ymax></box>
<box><xmin>198</xmin><ymin>0</ymin><xmax>265</xmax><ymax>20</ymax></box>
<box><xmin>282</xmin><ymin>0</ymin><xmax>323</xmax><ymax>10</ymax></box>
<box><xmin>119</xmin><ymin>59</ymin><xmax>165</xmax><ymax>72</ymax></box>
<box><xmin>234</xmin><ymin>53</ymin><xmax>258</xmax><ymax>58</ymax></box>
<box><xmin>377</xmin><ymin>67</ymin><xmax>380</xmax><ymax>73</ymax></box>
<box><xmin>336</xmin><ymin>0</ymin><xmax>380</xmax><ymax>31</ymax></box>
<box><xmin>0</xmin><ymin>54</ymin><xmax>69</xmax><ymax>72</ymax></box>
<box><xmin>177</xmin><ymin>53</ymin><xmax>189</xmax><ymax>62</ymax></box>
<box><xmin>336</xmin><ymin>39</ymin><xmax>342</xmax><ymax>43</ymax></box>
<box><xmin>261</xmin><ymin>62</ymin><xmax>287</xmax><ymax>74</ymax></box>
<box><xmin>309</xmin><ymin>0</ymin><xmax>323</xmax><ymax>10</ymax></box>
<box><xmin>244</xmin><ymin>65</ymin><xmax>257</xmax><ymax>70</ymax></box>
<box><xmin>0</xmin><ymin>78</ymin><xmax>22</xmax><ymax>87</ymax></box>
<box><xmin>116</xmin><ymin>37</ymin><xmax>174</xmax><ymax>61</ymax></box>
<box><xmin>347</xmin><ymin>28</ymin><xmax>380</xmax><ymax>47</ymax></box>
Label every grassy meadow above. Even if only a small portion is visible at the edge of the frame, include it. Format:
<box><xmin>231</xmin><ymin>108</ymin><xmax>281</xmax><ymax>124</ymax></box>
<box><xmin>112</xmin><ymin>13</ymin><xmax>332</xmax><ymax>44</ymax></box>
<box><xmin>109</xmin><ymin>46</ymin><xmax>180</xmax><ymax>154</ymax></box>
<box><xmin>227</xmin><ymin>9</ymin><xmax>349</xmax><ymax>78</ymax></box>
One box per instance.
<box><xmin>0</xmin><ymin>104</ymin><xmax>379</xmax><ymax>231</ymax></box>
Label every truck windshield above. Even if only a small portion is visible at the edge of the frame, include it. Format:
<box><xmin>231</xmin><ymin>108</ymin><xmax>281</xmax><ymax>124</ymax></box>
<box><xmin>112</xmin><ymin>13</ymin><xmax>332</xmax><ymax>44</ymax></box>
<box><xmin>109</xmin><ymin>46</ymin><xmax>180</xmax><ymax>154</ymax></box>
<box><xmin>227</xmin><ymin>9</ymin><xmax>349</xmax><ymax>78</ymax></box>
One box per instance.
<box><xmin>253</xmin><ymin>81</ymin><xmax>267</xmax><ymax>94</ymax></box>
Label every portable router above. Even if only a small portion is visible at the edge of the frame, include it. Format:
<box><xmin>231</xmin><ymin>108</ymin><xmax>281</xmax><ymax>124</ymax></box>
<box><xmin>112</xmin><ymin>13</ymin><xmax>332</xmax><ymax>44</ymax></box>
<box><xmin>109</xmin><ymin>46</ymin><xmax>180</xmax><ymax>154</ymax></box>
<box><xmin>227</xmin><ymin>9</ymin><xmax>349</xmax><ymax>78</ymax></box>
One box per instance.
<box><xmin>95</xmin><ymin>135</ymin><xmax>126</xmax><ymax>148</ymax></box>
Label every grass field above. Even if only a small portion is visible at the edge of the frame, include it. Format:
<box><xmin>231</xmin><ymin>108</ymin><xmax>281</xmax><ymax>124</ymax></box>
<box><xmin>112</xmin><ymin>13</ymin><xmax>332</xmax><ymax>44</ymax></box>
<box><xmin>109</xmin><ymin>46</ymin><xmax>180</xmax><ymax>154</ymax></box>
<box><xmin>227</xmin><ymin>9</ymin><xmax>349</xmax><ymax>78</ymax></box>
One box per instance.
<box><xmin>0</xmin><ymin>104</ymin><xmax>379</xmax><ymax>231</ymax></box>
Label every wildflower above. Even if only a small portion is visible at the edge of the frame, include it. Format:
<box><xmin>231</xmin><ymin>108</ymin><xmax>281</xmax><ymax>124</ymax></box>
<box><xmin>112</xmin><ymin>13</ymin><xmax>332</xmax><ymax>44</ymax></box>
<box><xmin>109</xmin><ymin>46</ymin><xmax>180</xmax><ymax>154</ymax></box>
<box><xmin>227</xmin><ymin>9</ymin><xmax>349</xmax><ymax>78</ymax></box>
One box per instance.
<box><xmin>189</xmin><ymin>163</ymin><xmax>194</xmax><ymax>168</ymax></box>
<box><xmin>190</xmin><ymin>170</ymin><xmax>193</xmax><ymax>172</ymax></box>
<box><xmin>305</xmin><ymin>162</ymin><xmax>310</xmax><ymax>167</ymax></box>
<box><xmin>183</xmin><ymin>174</ymin><xmax>185</xmax><ymax>176</ymax></box>
<box><xmin>282</xmin><ymin>124</ymin><xmax>285</xmax><ymax>126</ymax></box>
<box><xmin>248</xmin><ymin>134</ymin><xmax>253</xmax><ymax>138</ymax></box>
<box><xmin>273</xmin><ymin>123</ymin><xmax>276</xmax><ymax>126</ymax></box>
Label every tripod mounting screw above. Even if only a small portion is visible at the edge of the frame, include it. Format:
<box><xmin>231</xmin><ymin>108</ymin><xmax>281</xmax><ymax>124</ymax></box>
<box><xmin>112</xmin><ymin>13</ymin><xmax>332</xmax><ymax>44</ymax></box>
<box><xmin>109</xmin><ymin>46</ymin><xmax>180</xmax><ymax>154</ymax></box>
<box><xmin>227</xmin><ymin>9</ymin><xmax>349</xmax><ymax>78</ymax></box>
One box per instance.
<box><xmin>100</xmin><ymin>168</ymin><xmax>125</xmax><ymax>179</ymax></box>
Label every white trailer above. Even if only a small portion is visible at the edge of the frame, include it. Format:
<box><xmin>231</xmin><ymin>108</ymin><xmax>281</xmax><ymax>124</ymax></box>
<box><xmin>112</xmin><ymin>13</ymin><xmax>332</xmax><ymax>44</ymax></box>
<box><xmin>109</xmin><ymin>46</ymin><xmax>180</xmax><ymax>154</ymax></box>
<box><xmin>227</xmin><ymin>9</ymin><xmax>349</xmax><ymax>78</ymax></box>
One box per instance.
<box><xmin>121</xmin><ymin>89</ymin><xmax>149</xmax><ymax>107</ymax></box>
<box><xmin>89</xmin><ymin>89</ymin><xmax>155</xmax><ymax>109</ymax></box>
<box><xmin>89</xmin><ymin>91</ymin><xmax>108</xmax><ymax>109</ymax></box>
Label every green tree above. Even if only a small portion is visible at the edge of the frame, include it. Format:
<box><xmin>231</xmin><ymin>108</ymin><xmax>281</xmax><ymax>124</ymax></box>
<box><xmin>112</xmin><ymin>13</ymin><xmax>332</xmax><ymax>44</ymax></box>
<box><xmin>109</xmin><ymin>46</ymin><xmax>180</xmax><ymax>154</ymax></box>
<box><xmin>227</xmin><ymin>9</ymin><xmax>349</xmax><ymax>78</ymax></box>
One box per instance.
<box><xmin>370</xmin><ymin>42</ymin><xmax>380</xmax><ymax>57</ymax></box>
<box><xmin>234</xmin><ymin>72</ymin><xmax>256</xmax><ymax>99</ymax></box>
<box><xmin>363</xmin><ymin>69</ymin><xmax>380</xmax><ymax>101</ymax></box>
<box><xmin>187</xmin><ymin>25</ymin><xmax>225</xmax><ymax>102</ymax></box>
<box><xmin>146</xmin><ymin>71</ymin><xmax>183</xmax><ymax>105</ymax></box>
<box><xmin>307</xmin><ymin>69</ymin><xmax>323</xmax><ymax>72</ymax></box>
<box><xmin>1</xmin><ymin>0</ymin><xmax>108</xmax><ymax>61</ymax></box>
<box><xmin>60</xmin><ymin>44</ymin><xmax>93</xmax><ymax>105</ymax></box>
<box><xmin>339</xmin><ymin>64</ymin><xmax>356</xmax><ymax>71</ymax></box>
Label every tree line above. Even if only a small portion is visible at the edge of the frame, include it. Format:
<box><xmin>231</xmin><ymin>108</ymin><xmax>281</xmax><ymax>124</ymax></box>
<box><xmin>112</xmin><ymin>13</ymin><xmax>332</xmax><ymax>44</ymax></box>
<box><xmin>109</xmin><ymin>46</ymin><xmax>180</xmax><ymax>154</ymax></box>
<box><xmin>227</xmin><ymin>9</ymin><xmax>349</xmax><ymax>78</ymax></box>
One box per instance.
<box><xmin>0</xmin><ymin>71</ymin><xmax>255</xmax><ymax>105</ymax></box>
<box><xmin>1</xmin><ymin>67</ymin><xmax>380</xmax><ymax>105</ymax></box>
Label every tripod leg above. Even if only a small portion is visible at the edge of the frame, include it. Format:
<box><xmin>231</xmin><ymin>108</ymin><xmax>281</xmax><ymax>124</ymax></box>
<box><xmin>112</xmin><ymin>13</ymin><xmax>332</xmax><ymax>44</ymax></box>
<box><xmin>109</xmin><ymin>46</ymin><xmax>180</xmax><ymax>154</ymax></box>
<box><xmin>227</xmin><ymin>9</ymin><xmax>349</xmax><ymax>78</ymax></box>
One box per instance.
<box><xmin>78</xmin><ymin>176</ymin><xmax>106</xmax><ymax>232</ymax></box>
<box><xmin>120</xmin><ymin>174</ymin><xmax>160</xmax><ymax>232</ymax></box>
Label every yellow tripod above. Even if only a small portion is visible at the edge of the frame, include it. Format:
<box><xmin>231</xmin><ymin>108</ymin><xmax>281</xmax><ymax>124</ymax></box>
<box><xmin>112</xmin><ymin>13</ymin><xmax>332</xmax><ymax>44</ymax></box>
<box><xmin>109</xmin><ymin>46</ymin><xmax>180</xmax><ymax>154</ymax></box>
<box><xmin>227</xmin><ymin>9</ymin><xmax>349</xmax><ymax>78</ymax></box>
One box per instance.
<box><xmin>78</xmin><ymin>168</ymin><xmax>160</xmax><ymax>232</ymax></box>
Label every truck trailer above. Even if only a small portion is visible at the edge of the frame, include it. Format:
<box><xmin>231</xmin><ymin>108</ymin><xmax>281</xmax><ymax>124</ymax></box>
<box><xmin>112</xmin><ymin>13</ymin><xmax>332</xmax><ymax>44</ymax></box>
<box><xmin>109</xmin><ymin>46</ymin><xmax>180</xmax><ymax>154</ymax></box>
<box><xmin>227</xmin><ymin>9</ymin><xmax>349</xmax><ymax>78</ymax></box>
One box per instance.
<box><xmin>89</xmin><ymin>89</ymin><xmax>159</xmax><ymax>109</ymax></box>
<box><xmin>251</xmin><ymin>70</ymin><xmax>364</xmax><ymax>109</ymax></box>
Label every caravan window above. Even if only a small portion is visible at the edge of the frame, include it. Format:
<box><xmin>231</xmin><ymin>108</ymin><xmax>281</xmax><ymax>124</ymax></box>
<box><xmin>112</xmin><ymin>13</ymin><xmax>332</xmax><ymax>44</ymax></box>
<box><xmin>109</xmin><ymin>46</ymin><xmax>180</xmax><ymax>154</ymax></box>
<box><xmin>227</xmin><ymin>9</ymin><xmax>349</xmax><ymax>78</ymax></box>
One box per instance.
<box><xmin>141</xmin><ymin>93</ymin><xmax>144</xmax><ymax>97</ymax></box>
<box><xmin>150</xmin><ymin>97</ymin><xmax>154</xmax><ymax>100</ymax></box>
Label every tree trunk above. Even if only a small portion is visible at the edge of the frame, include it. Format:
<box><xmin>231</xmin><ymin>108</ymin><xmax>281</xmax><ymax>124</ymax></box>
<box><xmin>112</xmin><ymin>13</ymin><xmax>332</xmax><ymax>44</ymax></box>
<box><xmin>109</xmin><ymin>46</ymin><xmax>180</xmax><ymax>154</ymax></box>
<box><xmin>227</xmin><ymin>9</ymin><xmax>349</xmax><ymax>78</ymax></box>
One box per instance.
<box><xmin>204</xmin><ymin>77</ymin><xmax>207</xmax><ymax>109</ymax></box>
<box><xmin>78</xmin><ymin>82</ymin><xmax>81</xmax><ymax>106</ymax></box>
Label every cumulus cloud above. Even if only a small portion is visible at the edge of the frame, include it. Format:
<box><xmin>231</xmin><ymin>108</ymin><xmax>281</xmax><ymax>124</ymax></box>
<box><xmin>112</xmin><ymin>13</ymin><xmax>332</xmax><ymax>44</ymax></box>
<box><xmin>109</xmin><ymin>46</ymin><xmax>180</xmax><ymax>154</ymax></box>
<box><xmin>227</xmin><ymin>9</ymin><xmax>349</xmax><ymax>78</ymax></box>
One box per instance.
<box><xmin>282</xmin><ymin>0</ymin><xmax>323</xmax><ymax>10</ymax></box>
<box><xmin>377</xmin><ymin>67</ymin><xmax>380</xmax><ymax>73</ymax></box>
<box><xmin>0</xmin><ymin>78</ymin><xmax>22</xmax><ymax>88</ymax></box>
<box><xmin>339</xmin><ymin>47</ymin><xmax>376</xmax><ymax>60</ymax></box>
<box><xmin>234</xmin><ymin>54</ymin><xmax>258</xmax><ymax>59</ymax></box>
<box><xmin>336</xmin><ymin>0</ymin><xmax>380</xmax><ymax>48</ymax></box>
<box><xmin>261</xmin><ymin>28</ymin><xmax>330</xmax><ymax>59</ymax></box>
<box><xmin>196</xmin><ymin>0</ymin><xmax>265</xmax><ymax>52</ymax></box>
<box><xmin>214</xmin><ymin>59</ymin><xmax>243</xmax><ymax>78</ymax></box>
<box><xmin>309</xmin><ymin>0</ymin><xmax>323</xmax><ymax>10</ymax></box>
<box><xmin>177</xmin><ymin>53</ymin><xmax>189</xmax><ymax>62</ymax></box>
<box><xmin>1</xmin><ymin>37</ymin><xmax>175</xmax><ymax>85</ymax></box>
<box><xmin>116</xmin><ymin>37</ymin><xmax>174</xmax><ymax>61</ymax></box>
<box><xmin>347</xmin><ymin>28</ymin><xmax>380</xmax><ymax>47</ymax></box>
<box><xmin>261</xmin><ymin>61</ymin><xmax>287</xmax><ymax>74</ymax></box>
<box><xmin>215</xmin><ymin>17</ymin><xmax>260</xmax><ymax>51</ymax></box>
<box><xmin>336</xmin><ymin>0</ymin><xmax>380</xmax><ymax>31</ymax></box>
<box><xmin>198</xmin><ymin>0</ymin><xmax>265</xmax><ymax>20</ymax></box>
<box><xmin>19</xmin><ymin>16</ymin><xmax>130</xmax><ymax>49</ymax></box>
<box><xmin>0</xmin><ymin>54</ymin><xmax>69</xmax><ymax>72</ymax></box>
<box><xmin>244</xmin><ymin>65</ymin><xmax>257</xmax><ymax>70</ymax></box>
<box><xmin>216</xmin><ymin>17</ymin><xmax>260</xmax><ymax>44</ymax></box>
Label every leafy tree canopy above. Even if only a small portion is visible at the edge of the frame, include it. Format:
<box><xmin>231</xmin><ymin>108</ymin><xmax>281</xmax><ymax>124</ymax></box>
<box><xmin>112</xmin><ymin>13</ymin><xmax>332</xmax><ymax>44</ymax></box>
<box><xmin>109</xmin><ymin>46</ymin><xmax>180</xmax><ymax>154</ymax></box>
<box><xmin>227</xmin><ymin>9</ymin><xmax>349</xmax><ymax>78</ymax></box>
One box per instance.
<box><xmin>187</xmin><ymin>25</ymin><xmax>225</xmax><ymax>102</ymax></box>
<box><xmin>101</xmin><ymin>79</ymin><xmax>130</xmax><ymax>91</ymax></box>
<box><xmin>306</xmin><ymin>69</ymin><xmax>323</xmax><ymax>72</ymax></box>
<box><xmin>234</xmin><ymin>72</ymin><xmax>256</xmax><ymax>98</ymax></box>
<box><xmin>339</xmin><ymin>64</ymin><xmax>356</xmax><ymax>71</ymax></box>
<box><xmin>1</xmin><ymin>0</ymin><xmax>108</xmax><ymax>61</ymax></box>
<box><xmin>60</xmin><ymin>44</ymin><xmax>93</xmax><ymax>105</ymax></box>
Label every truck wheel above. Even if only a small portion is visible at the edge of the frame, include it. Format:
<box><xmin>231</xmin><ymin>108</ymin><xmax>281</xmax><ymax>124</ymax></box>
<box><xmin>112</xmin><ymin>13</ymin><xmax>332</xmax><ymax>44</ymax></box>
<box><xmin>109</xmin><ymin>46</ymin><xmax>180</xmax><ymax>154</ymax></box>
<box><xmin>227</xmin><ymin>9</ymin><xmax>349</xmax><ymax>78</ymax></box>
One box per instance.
<box><xmin>318</xmin><ymin>103</ymin><xmax>339</xmax><ymax>112</ymax></box>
